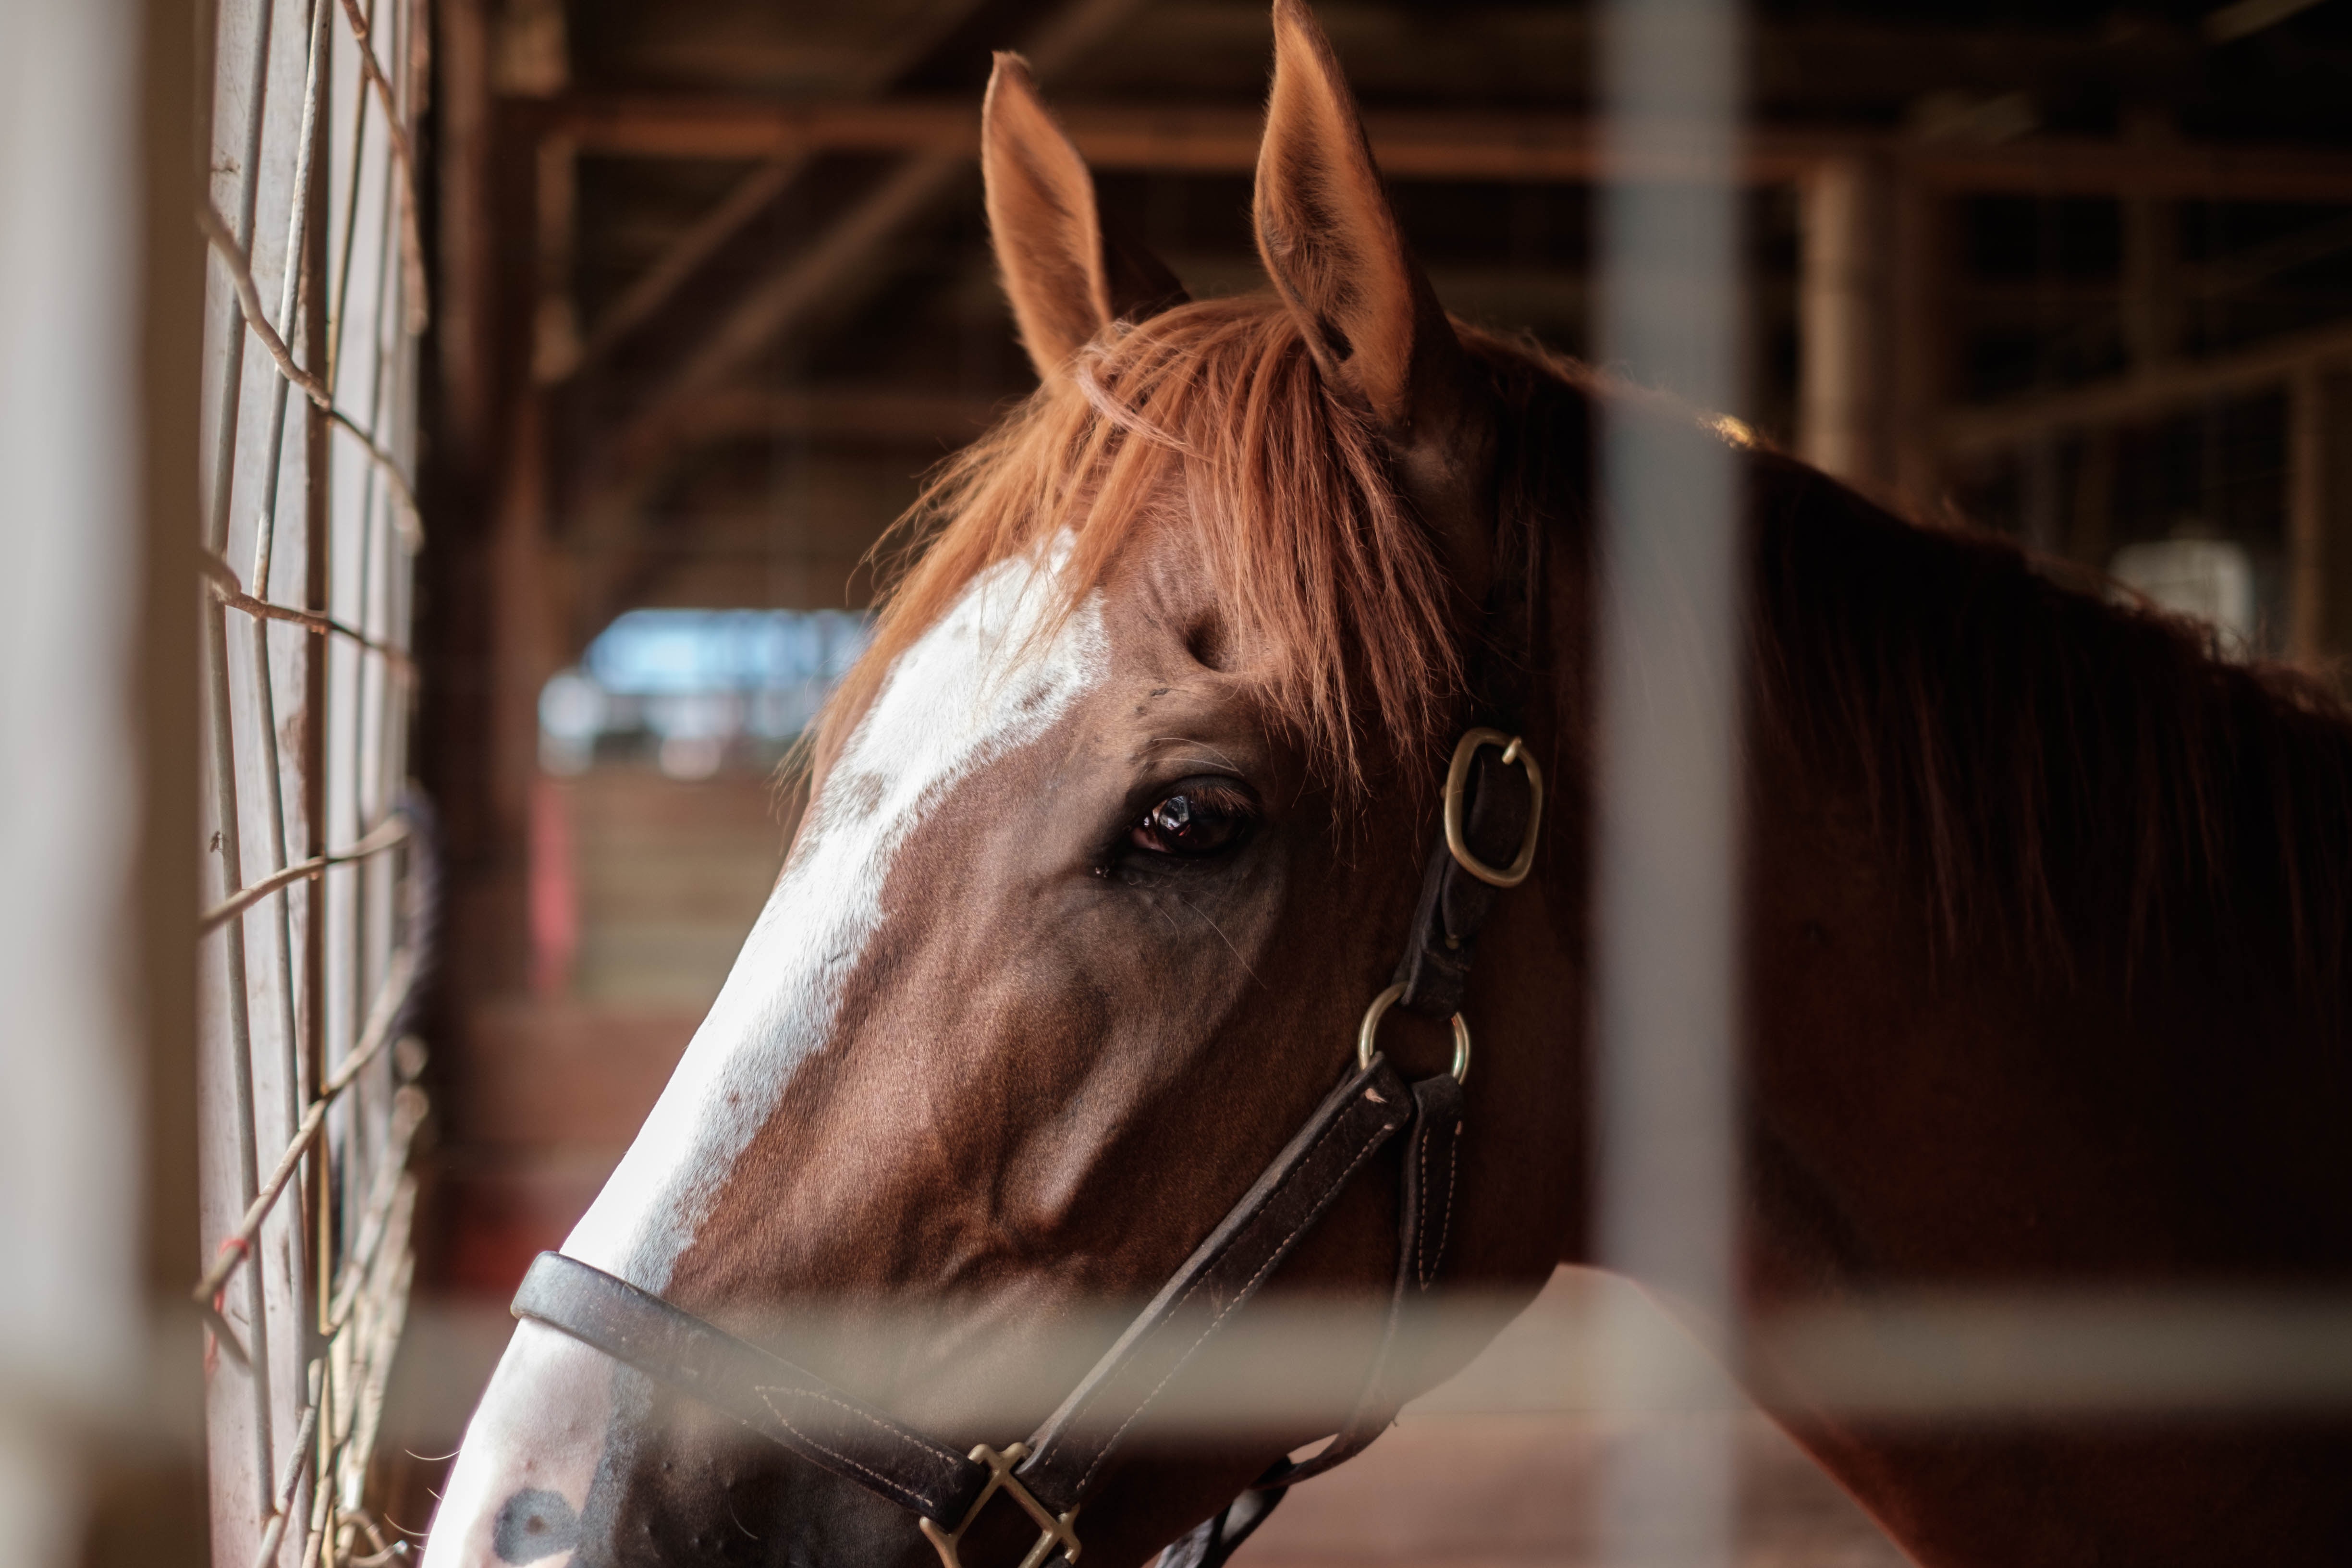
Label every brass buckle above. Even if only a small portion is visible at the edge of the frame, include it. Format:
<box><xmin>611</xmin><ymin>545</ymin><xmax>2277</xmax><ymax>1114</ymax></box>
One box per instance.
<box><xmin>1358</xmin><ymin>982</ymin><xmax>1470</xmax><ymax>1084</ymax></box>
<box><xmin>1442</xmin><ymin>727</ymin><xmax>1543</xmax><ymax>888</ymax></box>
<box><xmin>917</xmin><ymin>1443</ymin><xmax>1082</xmax><ymax>1568</ymax></box>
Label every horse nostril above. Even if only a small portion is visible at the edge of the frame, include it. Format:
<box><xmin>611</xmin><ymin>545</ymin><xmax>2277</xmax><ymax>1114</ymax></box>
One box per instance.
<box><xmin>491</xmin><ymin>1489</ymin><xmax>580</xmax><ymax>1565</ymax></box>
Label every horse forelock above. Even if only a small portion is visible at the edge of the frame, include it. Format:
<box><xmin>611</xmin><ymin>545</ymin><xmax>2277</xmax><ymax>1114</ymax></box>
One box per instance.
<box><xmin>821</xmin><ymin>294</ymin><xmax>1476</xmax><ymax>800</ymax></box>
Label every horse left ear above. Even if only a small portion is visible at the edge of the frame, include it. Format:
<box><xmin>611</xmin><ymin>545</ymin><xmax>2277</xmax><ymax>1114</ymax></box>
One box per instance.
<box><xmin>1254</xmin><ymin>0</ymin><xmax>1494</xmax><ymax>582</ymax></box>
<box><xmin>984</xmin><ymin>52</ymin><xmax>1189</xmax><ymax>380</ymax></box>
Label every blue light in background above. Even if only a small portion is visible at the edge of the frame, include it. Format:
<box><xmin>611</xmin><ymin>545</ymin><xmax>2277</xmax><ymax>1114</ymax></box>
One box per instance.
<box><xmin>543</xmin><ymin>609</ymin><xmax>874</xmax><ymax>776</ymax></box>
<box><xmin>583</xmin><ymin>608</ymin><xmax>871</xmax><ymax>695</ymax></box>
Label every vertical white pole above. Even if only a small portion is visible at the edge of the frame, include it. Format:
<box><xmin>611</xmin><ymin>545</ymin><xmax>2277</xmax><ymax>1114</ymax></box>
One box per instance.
<box><xmin>0</xmin><ymin>0</ymin><xmax>147</xmax><ymax>1564</ymax></box>
<box><xmin>1596</xmin><ymin>0</ymin><xmax>1744</xmax><ymax>1562</ymax></box>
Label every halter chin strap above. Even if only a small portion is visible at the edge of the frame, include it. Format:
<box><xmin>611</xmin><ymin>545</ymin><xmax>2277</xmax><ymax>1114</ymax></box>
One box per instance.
<box><xmin>512</xmin><ymin>515</ymin><xmax>1539</xmax><ymax>1568</ymax></box>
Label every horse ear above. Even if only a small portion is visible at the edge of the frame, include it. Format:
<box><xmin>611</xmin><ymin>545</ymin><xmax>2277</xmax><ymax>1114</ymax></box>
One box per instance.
<box><xmin>983</xmin><ymin>52</ymin><xmax>1188</xmax><ymax>380</ymax></box>
<box><xmin>1254</xmin><ymin>0</ymin><xmax>1464</xmax><ymax>432</ymax></box>
<box><xmin>1254</xmin><ymin>0</ymin><xmax>1493</xmax><ymax>580</ymax></box>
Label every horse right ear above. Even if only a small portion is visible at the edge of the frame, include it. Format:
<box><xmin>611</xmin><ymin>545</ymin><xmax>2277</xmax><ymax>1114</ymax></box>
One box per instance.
<box><xmin>1253</xmin><ymin>0</ymin><xmax>1495</xmax><ymax>591</ymax></box>
<box><xmin>983</xmin><ymin>53</ymin><xmax>1188</xmax><ymax>380</ymax></box>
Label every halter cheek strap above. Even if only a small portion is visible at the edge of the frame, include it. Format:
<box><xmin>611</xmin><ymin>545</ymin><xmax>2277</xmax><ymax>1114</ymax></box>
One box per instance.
<box><xmin>1152</xmin><ymin>503</ymin><xmax>1540</xmax><ymax>1568</ymax></box>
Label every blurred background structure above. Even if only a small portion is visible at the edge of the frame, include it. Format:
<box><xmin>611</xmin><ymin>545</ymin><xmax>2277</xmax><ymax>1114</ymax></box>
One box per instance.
<box><xmin>7</xmin><ymin>0</ymin><xmax>2352</xmax><ymax>1563</ymax></box>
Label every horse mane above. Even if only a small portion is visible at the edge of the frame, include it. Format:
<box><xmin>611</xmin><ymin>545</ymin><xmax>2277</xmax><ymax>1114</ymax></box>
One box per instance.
<box><xmin>828</xmin><ymin>291</ymin><xmax>2352</xmax><ymax>1004</ymax></box>
<box><xmin>1749</xmin><ymin>458</ymin><xmax>2352</xmax><ymax>1006</ymax></box>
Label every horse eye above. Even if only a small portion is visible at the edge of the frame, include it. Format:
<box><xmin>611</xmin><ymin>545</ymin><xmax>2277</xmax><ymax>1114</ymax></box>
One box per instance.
<box><xmin>1130</xmin><ymin>789</ymin><xmax>1250</xmax><ymax>858</ymax></box>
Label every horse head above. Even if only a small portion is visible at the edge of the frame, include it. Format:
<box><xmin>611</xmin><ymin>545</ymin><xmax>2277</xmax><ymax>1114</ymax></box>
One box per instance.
<box><xmin>426</xmin><ymin>6</ymin><xmax>1586</xmax><ymax>1564</ymax></box>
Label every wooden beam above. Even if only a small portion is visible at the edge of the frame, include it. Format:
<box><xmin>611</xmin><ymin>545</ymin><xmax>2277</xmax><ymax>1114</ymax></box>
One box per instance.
<box><xmin>1940</xmin><ymin>318</ymin><xmax>2352</xmax><ymax>457</ymax></box>
<box><xmin>577</xmin><ymin>157</ymin><xmax>803</xmax><ymax>368</ymax></box>
<box><xmin>634</xmin><ymin>386</ymin><xmax>1007</xmax><ymax>453</ymax></box>
<box><xmin>638</xmin><ymin>0</ymin><xmax>1149</xmax><ymax>410</ymax></box>
<box><xmin>658</xmin><ymin>154</ymin><xmax>968</xmax><ymax>408</ymax></box>
<box><xmin>529</xmin><ymin>94</ymin><xmax>2352</xmax><ymax>202</ymax></box>
<box><xmin>569</xmin><ymin>0</ymin><xmax>996</xmax><ymax>373</ymax></box>
<box><xmin>1906</xmin><ymin>138</ymin><xmax>2352</xmax><ymax>205</ymax></box>
<box><xmin>533</xmin><ymin>96</ymin><xmax>1827</xmax><ymax>182</ymax></box>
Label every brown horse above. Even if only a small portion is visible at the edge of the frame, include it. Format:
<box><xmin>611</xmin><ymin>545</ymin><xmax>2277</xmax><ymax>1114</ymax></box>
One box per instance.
<box><xmin>426</xmin><ymin>4</ymin><xmax>2352</xmax><ymax>1565</ymax></box>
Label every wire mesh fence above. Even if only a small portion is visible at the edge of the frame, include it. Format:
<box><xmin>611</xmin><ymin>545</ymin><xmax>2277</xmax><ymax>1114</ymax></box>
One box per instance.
<box><xmin>196</xmin><ymin>0</ymin><xmax>429</xmax><ymax>1562</ymax></box>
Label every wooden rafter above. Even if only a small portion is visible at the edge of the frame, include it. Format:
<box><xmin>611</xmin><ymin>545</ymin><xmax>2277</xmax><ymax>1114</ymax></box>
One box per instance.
<box><xmin>1940</xmin><ymin>317</ymin><xmax>2352</xmax><ymax>455</ymax></box>
<box><xmin>621</xmin><ymin>0</ymin><xmax>1150</xmax><ymax>424</ymax></box>
<box><xmin>569</xmin><ymin>0</ymin><xmax>997</xmax><ymax>373</ymax></box>
<box><xmin>563</xmin><ymin>0</ymin><xmax>1152</xmax><ymax>645</ymax></box>
<box><xmin>530</xmin><ymin>95</ymin><xmax>2352</xmax><ymax>204</ymax></box>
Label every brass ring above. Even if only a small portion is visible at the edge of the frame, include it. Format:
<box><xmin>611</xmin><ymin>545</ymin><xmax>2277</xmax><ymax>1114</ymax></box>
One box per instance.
<box><xmin>1355</xmin><ymin>981</ymin><xmax>1470</xmax><ymax>1083</ymax></box>
<box><xmin>1442</xmin><ymin>727</ymin><xmax>1544</xmax><ymax>888</ymax></box>
<box><xmin>916</xmin><ymin>1443</ymin><xmax>1083</xmax><ymax>1568</ymax></box>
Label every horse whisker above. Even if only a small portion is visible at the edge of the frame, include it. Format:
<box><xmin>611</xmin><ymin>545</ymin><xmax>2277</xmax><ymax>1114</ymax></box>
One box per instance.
<box><xmin>1171</xmin><ymin>892</ymin><xmax>1265</xmax><ymax>988</ymax></box>
<box><xmin>1147</xmin><ymin>738</ymin><xmax>1246</xmax><ymax>774</ymax></box>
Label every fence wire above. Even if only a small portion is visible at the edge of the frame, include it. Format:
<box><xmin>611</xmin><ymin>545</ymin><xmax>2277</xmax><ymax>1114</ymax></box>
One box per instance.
<box><xmin>195</xmin><ymin>0</ymin><xmax>428</xmax><ymax>1562</ymax></box>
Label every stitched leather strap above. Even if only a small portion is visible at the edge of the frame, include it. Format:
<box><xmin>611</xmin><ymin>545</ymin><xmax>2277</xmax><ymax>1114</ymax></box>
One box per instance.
<box><xmin>1155</xmin><ymin>1479</ymin><xmax>1289</xmax><ymax>1568</ymax></box>
<box><xmin>1157</xmin><ymin>1071</ymin><xmax>1465</xmax><ymax>1564</ymax></box>
<box><xmin>512</xmin><ymin>1252</ymin><xmax>992</xmax><ymax>1527</ymax></box>
<box><xmin>1392</xmin><ymin>506</ymin><xmax>1540</xmax><ymax>1019</ymax></box>
<box><xmin>1275</xmin><ymin>1069</ymin><xmax>1464</xmax><ymax>1483</ymax></box>
<box><xmin>1390</xmin><ymin>742</ymin><xmax>1539</xmax><ymax>1016</ymax></box>
<box><xmin>1012</xmin><ymin>1055</ymin><xmax>1416</xmax><ymax>1514</ymax></box>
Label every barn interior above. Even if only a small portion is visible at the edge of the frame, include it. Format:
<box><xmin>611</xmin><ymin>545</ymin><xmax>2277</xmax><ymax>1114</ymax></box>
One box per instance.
<box><xmin>388</xmin><ymin>0</ymin><xmax>2352</xmax><ymax>1556</ymax></box>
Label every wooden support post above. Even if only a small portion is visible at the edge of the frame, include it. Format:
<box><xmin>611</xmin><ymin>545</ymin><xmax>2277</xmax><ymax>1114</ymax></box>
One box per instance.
<box><xmin>2069</xmin><ymin>429</ymin><xmax>2117</xmax><ymax>569</ymax></box>
<box><xmin>1798</xmin><ymin>155</ymin><xmax>1888</xmax><ymax>486</ymax></box>
<box><xmin>2121</xmin><ymin>110</ymin><xmax>2183</xmax><ymax>372</ymax></box>
<box><xmin>532</xmin><ymin>134</ymin><xmax>581</xmax><ymax>384</ymax></box>
<box><xmin>434</xmin><ymin>0</ymin><xmax>494</xmax><ymax>472</ymax></box>
<box><xmin>2326</xmin><ymin>372</ymin><xmax>2352</xmax><ymax>684</ymax></box>
<box><xmin>2021</xmin><ymin>436</ymin><xmax>2062</xmax><ymax>554</ymax></box>
<box><xmin>1889</xmin><ymin>171</ymin><xmax>1947</xmax><ymax>514</ymax></box>
<box><xmin>2289</xmin><ymin>363</ymin><xmax>2327</xmax><ymax>664</ymax></box>
<box><xmin>487</xmin><ymin>393</ymin><xmax>560</xmax><ymax>993</ymax></box>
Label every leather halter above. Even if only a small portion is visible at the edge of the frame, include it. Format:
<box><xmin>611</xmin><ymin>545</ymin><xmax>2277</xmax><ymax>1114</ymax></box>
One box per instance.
<box><xmin>512</xmin><ymin>527</ymin><xmax>1541</xmax><ymax>1568</ymax></box>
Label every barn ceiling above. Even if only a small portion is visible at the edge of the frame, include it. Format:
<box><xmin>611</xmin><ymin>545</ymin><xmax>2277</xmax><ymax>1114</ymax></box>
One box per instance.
<box><xmin>448</xmin><ymin>0</ymin><xmax>2352</xmax><ymax>650</ymax></box>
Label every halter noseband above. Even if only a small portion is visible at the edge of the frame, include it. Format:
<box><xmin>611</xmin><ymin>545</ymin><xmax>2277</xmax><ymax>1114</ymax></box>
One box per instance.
<box><xmin>512</xmin><ymin>539</ymin><xmax>1542</xmax><ymax>1568</ymax></box>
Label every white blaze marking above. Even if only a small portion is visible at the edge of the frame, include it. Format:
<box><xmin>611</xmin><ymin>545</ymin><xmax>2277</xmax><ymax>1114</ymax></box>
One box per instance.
<box><xmin>421</xmin><ymin>1323</ymin><xmax>613</xmax><ymax>1568</ymax></box>
<box><xmin>425</xmin><ymin>546</ymin><xmax>1106</xmax><ymax>1564</ymax></box>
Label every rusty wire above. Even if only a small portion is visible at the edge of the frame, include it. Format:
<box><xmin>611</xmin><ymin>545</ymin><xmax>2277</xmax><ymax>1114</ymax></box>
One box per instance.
<box><xmin>195</xmin><ymin>948</ymin><xmax>417</xmax><ymax>1365</ymax></box>
<box><xmin>200</xmin><ymin>801</ymin><xmax>410</xmax><ymax>933</ymax></box>
<box><xmin>331</xmin><ymin>0</ymin><xmax>429</xmax><ymax>331</ymax></box>
<box><xmin>194</xmin><ymin>0</ymin><xmax>428</xmax><ymax>1559</ymax></box>
<box><xmin>201</xmin><ymin>549</ymin><xmax>416</xmax><ymax>671</ymax></box>
<box><xmin>192</xmin><ymin>199</ymin><xmax>424</xmax><ymax>550</ymax></box>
